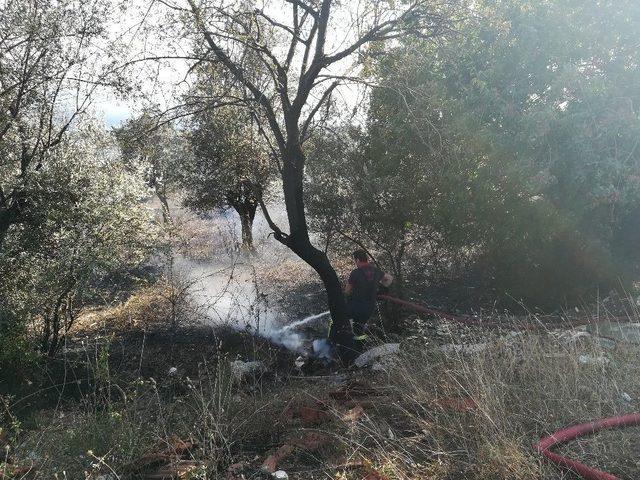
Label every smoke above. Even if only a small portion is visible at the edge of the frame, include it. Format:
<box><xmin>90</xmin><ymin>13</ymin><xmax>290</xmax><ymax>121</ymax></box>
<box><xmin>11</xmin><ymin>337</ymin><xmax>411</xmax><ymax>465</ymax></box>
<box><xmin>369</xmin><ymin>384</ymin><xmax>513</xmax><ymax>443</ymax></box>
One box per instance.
<box><xmin>167</xmin><ymin>199</ymin><xmax>331</xmax><ymax>354</ymax></box>
<box><xmin>312</xmin><ymin>338</ymin><xmax>333</xmax><ymax>360</ymax></box>
<box><xmin>172</xmin><ymin>254</ymin><xmax>331</xmax><ymax>353</ymax></box>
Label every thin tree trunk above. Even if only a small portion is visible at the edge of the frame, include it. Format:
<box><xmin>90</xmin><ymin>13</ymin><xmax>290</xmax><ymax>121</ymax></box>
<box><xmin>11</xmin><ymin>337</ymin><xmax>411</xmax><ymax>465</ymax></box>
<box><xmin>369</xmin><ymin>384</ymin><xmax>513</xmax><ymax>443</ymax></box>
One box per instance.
<box><xmin>47</xmin><ymin>291</ymin><xmax>67</xmax><ymax>356</ymax></box>
<box><xmin>42</xmin><ymin>286</ymin><xmax>75</xmax><ymax>356</ymax></box>
<box><xmin>383</xmin><ymin>248</ymin><xmax>406</xmax><ymax>334</ymax></box>
<box><xmin>0</xmin><ymin>207</ymin><xmax>18</xmax><ymax>249</ymax></box>
<box><xmin>41</xmin><ymin>313</ymin><xmax>52</xmax><ymax>354</ymax></box>
<box><xmin>156</xmin><ymin>189</ymin><xmax>171</xmax><ymax>225</ymax></box>
<box><xmin>236</xmin><ymin>203</ymin><xmax>257</xmax><ymax>252</ymax></box>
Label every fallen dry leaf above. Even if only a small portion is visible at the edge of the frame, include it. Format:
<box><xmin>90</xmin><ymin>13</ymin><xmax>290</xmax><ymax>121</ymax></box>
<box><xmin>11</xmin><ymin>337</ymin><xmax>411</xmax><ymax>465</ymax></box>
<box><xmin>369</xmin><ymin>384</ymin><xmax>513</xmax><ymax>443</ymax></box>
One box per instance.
<box><xmin>298</xmin><ymin>406</ymin><xmax>330</xmax><ymax>426</ymax></box>
<box><xmin>261</xmin><ymin>444</ymin><xmax>295</xmax><ymax>473</ymax></box>
<box><xmin>226</xmin><ymin>461</ymin><xmax>247</xmax><ymax>480</ymax></box>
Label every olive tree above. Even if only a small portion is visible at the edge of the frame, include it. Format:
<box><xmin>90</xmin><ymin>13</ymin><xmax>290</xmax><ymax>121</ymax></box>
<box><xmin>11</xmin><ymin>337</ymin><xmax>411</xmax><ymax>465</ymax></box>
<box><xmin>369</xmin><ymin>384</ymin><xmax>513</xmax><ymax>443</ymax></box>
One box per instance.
<box><xmin>0</xmin><ymin>123</ymin><xmax>157</xmax><ymax>356</ymax></box>
<box><xmin>158</xmin><ymin>0</ymin><xmax>460</xmax><ymax>356</ymax></box>
<box><xmin>306</xmin><ymin>126</ymin><xmax>443</xmax><ymax>298</ymax></box>
<box><xmin>309</xmin><ymin>0</ymin><xmax>640</xmax><ymax>308</ymax></box>
<box><xmin>180</xmin><ymin>106</ymin><xmax>275</xmax><ymax>251</ymax></box>
<box><xmin>114</xmin><ymin>112</ymin><xmax>187</xmax><ymax>223</ymax></box>
<box><xmin>0</xmin><ymin>0</ymin><xmax>123</xmax><ymax>248</ymax></box>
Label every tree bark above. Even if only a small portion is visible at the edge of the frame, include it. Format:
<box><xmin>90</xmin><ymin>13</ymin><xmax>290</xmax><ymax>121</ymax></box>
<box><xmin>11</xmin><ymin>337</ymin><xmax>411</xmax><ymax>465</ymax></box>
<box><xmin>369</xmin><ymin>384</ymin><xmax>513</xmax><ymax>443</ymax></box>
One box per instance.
<box><xmin>287</xmin><ymin>232</ymin><xmax>355</xmax><ymax>357</ymax></box>
<box><xmin>0</xmin><ymin>205</ymin><xmax>19</xmax><ymax>249</ymax></box>
<box><xmin>41</xmin><ymin>285</ymin><xmax>75</xmax><ymax>356</ymax></box>
<box><xmin>281</xmin><ymin>144</ymin><xmax>355</xmax><ymax>360</ymax></box>
<box><xmin>41</xmin><ymin>313</ymin><xmax>52</xmax><ymax>355</ymax></box>
<box><xmin>235</xmin><ymin>202</ymin><xmax>257</xmax><ymax>252</ymax></box>
<box><xmin>0</xmin><ymin>214</ymin><xmax>11</xmax><ymax>248</ymax></box>
<box><xmin>156</xmin><ymin>189</ymin><xmax>172</xmax><ymax>225</ymax></box>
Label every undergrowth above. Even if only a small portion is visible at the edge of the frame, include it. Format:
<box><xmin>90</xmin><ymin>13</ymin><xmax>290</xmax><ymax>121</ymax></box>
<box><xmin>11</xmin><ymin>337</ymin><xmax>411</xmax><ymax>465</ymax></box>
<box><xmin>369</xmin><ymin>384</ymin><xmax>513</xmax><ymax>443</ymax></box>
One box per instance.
<box><xmin>335</xmin><ymin>323</ymin><xmax>640</xmax><ymax>479</ymax></box>
<box><xmin>3</xmin><ymin>282</ymin><xmax>640</xmax><ymax>479</ymax></box>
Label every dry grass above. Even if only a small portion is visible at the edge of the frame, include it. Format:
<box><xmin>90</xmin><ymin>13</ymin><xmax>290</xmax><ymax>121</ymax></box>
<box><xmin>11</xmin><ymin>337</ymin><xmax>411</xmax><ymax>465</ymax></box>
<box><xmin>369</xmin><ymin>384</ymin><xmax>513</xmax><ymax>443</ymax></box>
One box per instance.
<box><xmin>6</xmin><ymin>267</ymin><xmax>640</xmax><ymax>480</ymax></box>
<box><xmin>332</xmin><ymin>325</ymin><xmax>640</xmax><ymax>479</ymax></box>
<box><xmin>5</xmin><ymin>349</ymin><xmax>297</xmax><ymax>479</ymax></box>
<box><xmin>7</xmin><ymin>324</ymin><xmax>640</xmax><ymax>479</ymax></box>
<box><xmin>73</xmin><ymin>283</ymin><xmax>176</xmax><ymax>333</ymax></box>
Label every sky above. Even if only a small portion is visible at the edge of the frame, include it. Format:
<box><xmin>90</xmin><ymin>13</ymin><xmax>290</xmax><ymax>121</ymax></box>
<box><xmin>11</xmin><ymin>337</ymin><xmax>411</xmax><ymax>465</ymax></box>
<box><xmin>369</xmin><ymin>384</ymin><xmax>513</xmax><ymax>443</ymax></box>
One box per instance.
<box><xmin>99</xmin><ymin>99</ymin><xmax>133</xmax><ymax>127</ymax></box>
<box><xmin>91</xmin><ymin>0</ymin><xmax>376</xmax><ymax>129</ymax></box>
<box><xmin>88</xmin><ymin>0</ymin><xmax>191</xmax><ymax>128</ymax></box>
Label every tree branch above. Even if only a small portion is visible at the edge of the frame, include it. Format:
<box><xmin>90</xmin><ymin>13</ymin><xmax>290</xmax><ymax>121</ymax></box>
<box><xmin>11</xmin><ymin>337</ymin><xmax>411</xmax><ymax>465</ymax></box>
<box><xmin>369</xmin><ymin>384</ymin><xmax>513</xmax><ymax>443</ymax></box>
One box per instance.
<box><xmin>300</xmin><ymin>80</ymin><xmax>338</xmax><ymax>141</ymax></box>
<box><xmin>258</xmin><ymin>196</ymin><xmax>289</xmax><ymax>246</ymax></box>
<box><xmin>283</xmin><ymin>0</ymin><xmax>319</xmax><ymax>20</ymax></box>
<box><xmin>187</xmin><ymin>0</ymin><xmax>286</xmax><ymax>153</ymax></box>
<box><xmin>335</xmin><ymin>227</ymin><xmax>381</xmax><ymax>268</ymax></box>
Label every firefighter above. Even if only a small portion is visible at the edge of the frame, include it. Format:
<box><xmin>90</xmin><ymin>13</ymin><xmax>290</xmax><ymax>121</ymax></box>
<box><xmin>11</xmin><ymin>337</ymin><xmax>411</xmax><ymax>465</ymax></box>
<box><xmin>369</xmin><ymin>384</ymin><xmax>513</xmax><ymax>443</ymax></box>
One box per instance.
<box><xmin>344</xmin><ymin>250</ymin><xmax>393</xmax><ymax>343</ymax></box>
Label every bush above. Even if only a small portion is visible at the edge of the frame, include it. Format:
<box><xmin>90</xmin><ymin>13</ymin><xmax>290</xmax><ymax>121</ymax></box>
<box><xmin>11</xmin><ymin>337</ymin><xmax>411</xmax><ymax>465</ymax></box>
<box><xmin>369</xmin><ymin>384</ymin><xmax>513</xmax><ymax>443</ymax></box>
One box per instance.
<box><xmin>0</xmin><ymin>309</ymin><xmax>37</xmax><ymax>381</ymax></box>
<box><xmin>307</xmin><ymin>0</ymin><xmax>640</xmax><ymax>309</ymax></box>
<box><xmin>0</xmin><ymin>122</ymin><xmax>159</xmax><ymax>357</ymax></box>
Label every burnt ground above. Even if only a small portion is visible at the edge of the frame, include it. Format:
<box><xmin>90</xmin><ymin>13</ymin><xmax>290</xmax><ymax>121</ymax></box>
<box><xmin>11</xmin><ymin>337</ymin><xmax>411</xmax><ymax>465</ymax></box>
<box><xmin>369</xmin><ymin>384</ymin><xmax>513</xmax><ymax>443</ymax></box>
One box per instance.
<box><xmin>3</xmin><ymin>272</ymin><xmax>404</xmax><ymax>480</ymax></box>
<box><xmin>6</xmin><ymin>231</ymin><xmax>639</xmax><ymax>479</ymax></box>
<box><xmin>3</xmin><ymin>252</ymin><xmax>337</xmax><ymax>425</ymax></box>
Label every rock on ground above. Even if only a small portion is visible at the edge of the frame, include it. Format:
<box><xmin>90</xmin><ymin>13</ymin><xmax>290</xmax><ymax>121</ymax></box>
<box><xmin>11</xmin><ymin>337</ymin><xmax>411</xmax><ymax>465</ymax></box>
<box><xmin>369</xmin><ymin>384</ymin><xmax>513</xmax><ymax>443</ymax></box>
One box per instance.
<box><xmin>587</xmin><ymin>322</ymin><xmax>640</xmax><ymax>344</ymax></box>
<box><xmin>230</xmin><ymin>360</ymin><xmax>267</xmax><ymax>381</ymax></box>
<box><xmin>354</xmin><ymin>343</ymin><xmax>400</xmax><ymax>368</ymax></box>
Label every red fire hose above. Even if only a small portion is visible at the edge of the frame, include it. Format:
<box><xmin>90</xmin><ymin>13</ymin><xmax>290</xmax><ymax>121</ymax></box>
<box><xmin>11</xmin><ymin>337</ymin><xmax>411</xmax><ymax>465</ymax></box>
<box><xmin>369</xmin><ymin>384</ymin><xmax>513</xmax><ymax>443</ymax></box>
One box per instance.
<box><xmin>377</xmin><ymin>294</ymin><xmax>633</xmax><ymax>331</ymax></box>
<box><xmin>377</xmin><ymin>294</ymin><xmax>466</xmax><ymax>322</ymax></box>
<box><xmin>533</xmin><ymin>413</ymin><xmax>640</xmax><ymax>480</ymax></box>
<box><xmin>377</xmin><ymin>294</ymin><xmax>503</xmax><ymax>327</ymax></box>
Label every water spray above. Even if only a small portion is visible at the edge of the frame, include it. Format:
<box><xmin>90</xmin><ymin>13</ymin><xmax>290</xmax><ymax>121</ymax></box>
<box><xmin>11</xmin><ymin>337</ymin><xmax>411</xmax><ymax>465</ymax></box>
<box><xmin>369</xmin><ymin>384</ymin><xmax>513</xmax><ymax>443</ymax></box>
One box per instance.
<box><xmin>279</xmin><ymin>310</ymin><xmax>330</xmax><ymax>332</ymax></box>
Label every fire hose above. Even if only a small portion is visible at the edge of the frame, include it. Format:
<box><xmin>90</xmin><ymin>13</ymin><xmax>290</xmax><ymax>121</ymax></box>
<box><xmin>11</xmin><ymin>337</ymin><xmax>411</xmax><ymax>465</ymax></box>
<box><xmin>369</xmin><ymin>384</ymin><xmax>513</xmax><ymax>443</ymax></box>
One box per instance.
<box><xmin>533</xmin><ymin>414</ymin><xmax>640</xmax><ymax>480</ymax></box>
<box><xmin>377</xmin><ymin>294</ymin><xmax>503</xmax><ymax>327</ymax></box>
<box><xmin>376</xmin><ymin>294</ymin><xmax>640</xmax><ymax>479</ymax></box>
<box><xmin>377</xmin><ymin>294</ymin><xmax>468</xmax><ymax>322</ymax></box>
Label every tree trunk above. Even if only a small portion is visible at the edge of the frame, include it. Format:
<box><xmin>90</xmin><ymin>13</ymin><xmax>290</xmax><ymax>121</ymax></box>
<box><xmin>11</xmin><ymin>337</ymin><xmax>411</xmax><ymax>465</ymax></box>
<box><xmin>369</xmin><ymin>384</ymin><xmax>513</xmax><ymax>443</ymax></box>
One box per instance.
<box><xmin>235</xmin><ymin>203</ymin><xmax>257</xmax><ymax>252</ymax></box>
<box><xmin>0</xmin><ymin>206</ymin><xmax>18</xmax><ymax>249</ymax></box>
<box><xmin>393</xmin><ymin>243</ymin><xmax>407</xmax><ymax>299</ymax></box>
<box><xmin>41</xmin><ymin>286</ymin><xmax>74</xmax><ymax>356</ymax></box>
<box><xmin>41</xmin><ymin>313</ymin><xmax>52</xmax><ymax>354</ymax></box>
<box><xmin>288</xmin><ymin>233</ymin><xmax>355</xmax><ymax>359</ymax></box>
<box><xmin>0</xmin><ymin>218</ymin><xmax>9</xmax><ymax>249</ymax></box>
<box><xmin>156</xmin><ymin>189</ymin><xmax>171</xmax><ymax>225</ymax></box>
<box><xmin>383</xmin><ymin>249</ymin><xmax>406</xmax><ymax>334</ymax></box>
<box><xmin>281</xmin><ymin>145</ymin><xmax>355</xmax><ymax>361</ymax></box>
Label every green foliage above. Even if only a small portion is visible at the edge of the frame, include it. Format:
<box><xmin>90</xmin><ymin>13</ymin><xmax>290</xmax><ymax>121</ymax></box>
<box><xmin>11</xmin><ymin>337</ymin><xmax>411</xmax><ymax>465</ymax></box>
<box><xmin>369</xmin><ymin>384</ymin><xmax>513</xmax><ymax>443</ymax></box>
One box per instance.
<box><xmin>0</xmin><ymin>394</ymin><xmax>22</xmax><ymax>441</ymax></box>
<box><xmin>309</xmin><ymin>0</ymin><xmax>640</xmax><ymax>308</ymax></box>
<box><xmin>0</xmin><ymin>309</ymin><xmax>37</xmax><ymax>380</ymax></box>
<box><xmin>178</xmin><ymin>105</ymin><xmax>276</xmax><ymax>249</ymax></box>
<box><xmin>0</xmin><ymin>0</ymin><xmax>123</xmax><ymax>246</ymax></box>
<box><xmin>306</xmin><ymin>127</ymin><xmax>435</xmax><ymax>290</ymax></box>
<box><xmin>0</xmin><ymin>122</ymin><xmax>158</xmax><ymax>356</ymax></box>
<box><xmin>442</xmin><ymin>0</ymin><xmax>640</xmax><ymax>305</ymax></box>
<box><xmin>114</xmin><ymin>111</ymin><xmax>188</xmax><ymax>222</ymax></box>
<box><xmin>179</xmin><ymin>107</ymin><xmax>273</xmax><ymax>213</ymax></box>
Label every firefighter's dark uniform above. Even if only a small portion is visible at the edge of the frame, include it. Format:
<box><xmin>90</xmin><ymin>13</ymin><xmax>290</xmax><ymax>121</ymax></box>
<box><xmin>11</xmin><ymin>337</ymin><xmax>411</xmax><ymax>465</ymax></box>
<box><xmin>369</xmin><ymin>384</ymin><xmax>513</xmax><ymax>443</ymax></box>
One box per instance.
<box><xmin>347</xmin><ymin>264</ymin><xmax>384</xmax><ymax>341</ymax></box>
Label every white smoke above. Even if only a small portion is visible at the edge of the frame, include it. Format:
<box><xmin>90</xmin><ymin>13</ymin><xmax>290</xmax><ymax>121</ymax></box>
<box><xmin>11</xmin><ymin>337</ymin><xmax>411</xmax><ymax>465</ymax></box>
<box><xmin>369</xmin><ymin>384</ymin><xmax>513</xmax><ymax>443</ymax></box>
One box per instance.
<box><xmin>312</xmin><ymin>338</ymin><xmax>333</xmax><ymax>360</ymax></box>
<box><xmin>172</xmin><ymin>250</ymin><xmax>329</xmax><ymax>353</ymax></box>
<box><xmin>166</xmin><ymin>199</ymin><xmax>331</xmax><ymax>353</ymax></box>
